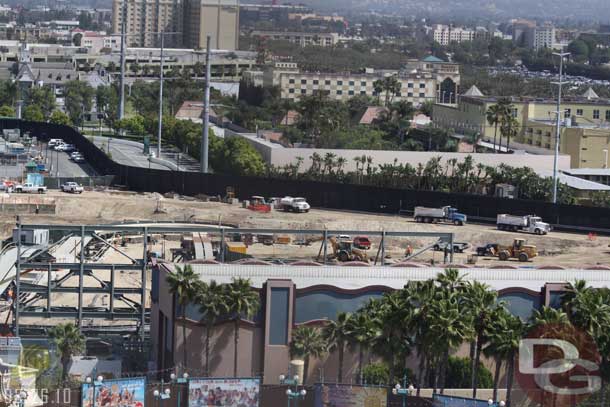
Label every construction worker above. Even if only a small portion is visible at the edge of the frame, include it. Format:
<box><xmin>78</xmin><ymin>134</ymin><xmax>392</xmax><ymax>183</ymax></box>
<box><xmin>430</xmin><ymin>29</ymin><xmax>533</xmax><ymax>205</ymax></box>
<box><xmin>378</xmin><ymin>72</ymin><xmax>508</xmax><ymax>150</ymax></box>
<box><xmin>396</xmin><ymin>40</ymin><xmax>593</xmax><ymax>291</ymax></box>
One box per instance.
<box><xmin>405</xmin><ymin>245</ymin><xmax>413</xmax><ymax>257</ymax></box>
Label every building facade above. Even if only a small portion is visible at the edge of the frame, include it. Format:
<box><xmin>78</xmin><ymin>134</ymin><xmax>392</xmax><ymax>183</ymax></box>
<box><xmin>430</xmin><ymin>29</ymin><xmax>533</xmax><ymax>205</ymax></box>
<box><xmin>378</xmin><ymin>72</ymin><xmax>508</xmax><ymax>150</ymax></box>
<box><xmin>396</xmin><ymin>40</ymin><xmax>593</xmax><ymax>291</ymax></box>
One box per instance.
<box><xmin>431</xmin><ymin>25</ymin><xmax>475</xmax><ymax>45</ymax></box>
<box><xmin>250</xmin><ymin>30</ymin><xmax>339</xmax><ymax>47</ymax></box>
<box><xmin>151</xmin><ymin>262</ymin><xmax>608</xmax><ymax>384</ymax></box>
<box><xmin>112</xmin><ymin>0</ymin><xmax>184</xmax><ymax>48</ymax></box>
<box><xmin>184</xmin><ymin>0</ymin><xmax>239</xmax><ymax>50</ymax></box>
<box><xmin>278</xmin><ymin>57</ymin><xmax>460</xmax><ymax>105</ymax></box>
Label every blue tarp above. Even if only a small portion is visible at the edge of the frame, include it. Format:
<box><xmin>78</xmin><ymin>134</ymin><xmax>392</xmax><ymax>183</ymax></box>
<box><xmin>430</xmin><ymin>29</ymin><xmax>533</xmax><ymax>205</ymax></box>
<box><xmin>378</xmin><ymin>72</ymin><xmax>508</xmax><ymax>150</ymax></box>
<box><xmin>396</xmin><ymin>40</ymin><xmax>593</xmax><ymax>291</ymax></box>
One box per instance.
<box><xmin>26</xmin><ymin>173</ymin><xmax>44</xmax><ymax>186</ymax></box>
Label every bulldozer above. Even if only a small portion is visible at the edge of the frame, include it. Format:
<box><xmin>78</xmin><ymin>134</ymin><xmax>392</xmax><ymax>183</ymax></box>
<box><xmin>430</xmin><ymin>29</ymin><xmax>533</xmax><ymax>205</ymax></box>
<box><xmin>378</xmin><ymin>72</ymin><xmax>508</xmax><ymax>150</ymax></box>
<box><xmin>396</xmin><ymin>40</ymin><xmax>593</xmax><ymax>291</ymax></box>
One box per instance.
<box><xmin>496</xmin><ymin>238</ymin><xmax>537</xmax><ymax>262</ymax></box>
<box><xmin>328</xmin><ymin>236</ymin><xmax>368</xmax><ymax>263</ymax></box>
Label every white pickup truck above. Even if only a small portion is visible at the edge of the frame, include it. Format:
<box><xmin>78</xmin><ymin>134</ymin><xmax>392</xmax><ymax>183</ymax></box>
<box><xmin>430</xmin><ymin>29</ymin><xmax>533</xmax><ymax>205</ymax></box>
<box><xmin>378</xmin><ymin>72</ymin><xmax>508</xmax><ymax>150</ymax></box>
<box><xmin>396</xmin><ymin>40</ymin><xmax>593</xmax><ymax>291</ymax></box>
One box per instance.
<box><xmin>15</xmin><ymin>183</ymin><xmax>47</xmax><ymax>194</ymax></box>
<box><xmin>61</xmin><ymin>182</ymin><xmax>84</xmax><ymax>194</ymax></box>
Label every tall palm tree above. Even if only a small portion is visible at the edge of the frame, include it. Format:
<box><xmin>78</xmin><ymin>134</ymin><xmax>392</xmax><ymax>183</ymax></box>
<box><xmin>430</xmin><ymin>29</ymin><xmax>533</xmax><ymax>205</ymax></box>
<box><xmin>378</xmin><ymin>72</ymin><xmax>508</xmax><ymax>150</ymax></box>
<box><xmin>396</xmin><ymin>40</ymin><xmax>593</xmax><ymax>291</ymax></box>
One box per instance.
<box><xmin>49</xmin><ymin>322</ymin><xmax>85</xmax><ymax>383</ymax></box>
<box><xmin>464</xmin><ymin>281</ymin><xmax>498</xmax><ymax>399</ymax></box>
<box><xmin>483</xmin><ymin>306</ymin><xmax>524</xmax><ymax>406</ymax></box>
<box><xmin>225</xmin><ymin>277</ymin><xmax>260</xmax><ymax>377</ymax></box>
<box><xmin>347</xmin><ymin>310</ymin><xmax>380</xmax><ymax>383</ymax></box>
<box><xmin>166</xmin><ymin>264</ymin><xmax>200</xmax><ymax>371</ymax></box>
<box><xmin>486</xmin><ymin>104</ymin><xmax>501</xmax><ymax>153</ymax></box>
<box><xmin>323</xmin><ymin>312</ymin><xmax>352</xmax><ymax>383</ymax></box>
<box><xmin>500</xmin><ymin>114</ymin><xmax>519</xmax><ymax>152</ymax></box>
<box><xmin>289</xmin><ymin>326</ymin><xmax>327</xmax><ymax>384</ymax></box>
<box><xmin>530</xmin><ymin>306</ymin><xmax>569</xmax><ymax>327</ymax></box>
<box><xmin>195</xmin><ymin>280</ymin><xmax>227</xmax><ymax>376</ymax></box>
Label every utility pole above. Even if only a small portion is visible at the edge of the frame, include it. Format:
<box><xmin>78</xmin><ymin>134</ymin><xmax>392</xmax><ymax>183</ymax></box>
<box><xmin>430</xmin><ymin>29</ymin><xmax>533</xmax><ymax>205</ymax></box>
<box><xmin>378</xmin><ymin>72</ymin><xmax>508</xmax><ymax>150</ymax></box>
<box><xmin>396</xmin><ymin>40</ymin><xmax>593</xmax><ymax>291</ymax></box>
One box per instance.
<box><xmin>118</xmin><ymin>0</ymin><xmax>127</xmax><ymax>120</ymax></box>
<box><xmin>157</xmin><ymin>32</ymin><xmax>165</xmax><ymax>159</ymax></box>
<box><xmin>551</xmin><ymin>52</ymin><xmax>570</xmax><ymax>204</ymax></box>
<box><xmin>201</xmin><ymin>35</ymin><xmax>211</xmax><ymax>173</ymax></box>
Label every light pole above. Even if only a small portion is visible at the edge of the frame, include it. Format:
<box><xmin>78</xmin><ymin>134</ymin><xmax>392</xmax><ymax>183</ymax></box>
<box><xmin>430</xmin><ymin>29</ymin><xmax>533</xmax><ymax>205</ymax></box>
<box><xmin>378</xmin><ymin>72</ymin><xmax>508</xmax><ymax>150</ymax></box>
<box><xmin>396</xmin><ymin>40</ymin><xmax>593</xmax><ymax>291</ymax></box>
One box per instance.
<box><xmin>279</xmin><ymin>374</ymin><xmax>305</xmax><ymax>407</ymax></box>
<box><xmin>201</xmin><ymin>35</ymin><xmax>211</xmax><ymax>173</ymax></box>
<box><xmin>16</xmin><ymin>390</ymin><xmax>27</xmax><ymax>407</ymax></box>
<box><xmin>551</xmin><ymin>51</ymin><xmax>570</xmax><ymax>204</ymax></box>
<box><xmin>392</xmin><ymin>377</ymin><xmax>414</xmax><ymax>407</ymax></box>
<box><xmin>153</xmin><ymin>387</ymin><xmax>171</xmax><ymax>407</ymax></box>
<box><xmin>86</xmin><ymin>375</ymin><xmax>104</xmax><ymax>407</ymax></box>
<box><xmin>170</xmin><ymin>372</ymin><xmax>189</xmax><ymax>407</ymax></box>
<box><xmin>156</xmin><ymin>31</ymin><xmax>181</xmax><ymax>159</ymax></box>
<box><xmin>488</xmin><ymin>398</ymin><xmax>506</xmax><ymax>407</ymax></box>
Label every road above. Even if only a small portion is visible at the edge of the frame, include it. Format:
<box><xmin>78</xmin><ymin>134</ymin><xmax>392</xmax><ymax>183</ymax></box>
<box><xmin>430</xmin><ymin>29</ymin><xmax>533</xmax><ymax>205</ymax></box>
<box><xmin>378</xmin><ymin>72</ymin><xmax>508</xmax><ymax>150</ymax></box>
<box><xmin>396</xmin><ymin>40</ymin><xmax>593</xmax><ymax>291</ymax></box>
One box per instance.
<box><xmin>42</xmin><ymin>144</ymin><xmax>97</xmax><ymax>178</ymax></box>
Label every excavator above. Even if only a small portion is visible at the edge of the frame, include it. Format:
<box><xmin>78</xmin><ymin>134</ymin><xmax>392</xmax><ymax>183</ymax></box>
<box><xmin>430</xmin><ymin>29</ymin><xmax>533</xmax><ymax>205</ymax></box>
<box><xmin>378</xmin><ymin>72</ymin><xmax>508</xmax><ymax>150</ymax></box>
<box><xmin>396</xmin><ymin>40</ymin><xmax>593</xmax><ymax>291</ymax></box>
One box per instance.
<box><xmin>327</xmin><ymin>236</ymin><xmax>369</xmax><ymax>263</ymax></box>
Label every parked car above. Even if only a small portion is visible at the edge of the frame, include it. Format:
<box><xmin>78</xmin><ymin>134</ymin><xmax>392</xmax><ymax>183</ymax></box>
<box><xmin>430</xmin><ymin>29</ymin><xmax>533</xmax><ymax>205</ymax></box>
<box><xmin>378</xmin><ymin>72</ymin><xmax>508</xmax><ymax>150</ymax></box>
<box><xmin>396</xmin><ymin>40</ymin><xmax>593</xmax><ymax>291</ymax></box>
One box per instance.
<box><xmin>353</xmin><ymin>236</ymin><xmax>371</xmax><ymax>250</ymax></box>
<box><xmin>70</xmin><ymin>152</ymin><xmax>82</xmax><ymax>161</ymax></box>
<box><xmin>48</xmin><ymin>139</ymin><xmax>64</xmax><ymax>147</ymax></box>
<box><xmin>61</xmin><ymin>182</ymin><xmax>84</xmax><ymax>194</ymax></box>
<box><xmin>54</xmin><ymin>143</ymin><xmax>67</xmax><ymax>151</ymax></box>
<box><xmin>63</xmin><ymin>144</ymin><xmax>76</xmax><ymax>152</ymax></box>
<box><xmin>73</xmin><ymin>155</ymin><xmax>85</xmax><ymax>163</ymax></box>
<box><xmin>0</xmin><ymin>181</ymin><xmax>14</xmax><ymax>193</ymax></box>
<box><xmin>15</xmin><ymin>183</ymin><xmax>47</xmax><ymax>194</ymax></box>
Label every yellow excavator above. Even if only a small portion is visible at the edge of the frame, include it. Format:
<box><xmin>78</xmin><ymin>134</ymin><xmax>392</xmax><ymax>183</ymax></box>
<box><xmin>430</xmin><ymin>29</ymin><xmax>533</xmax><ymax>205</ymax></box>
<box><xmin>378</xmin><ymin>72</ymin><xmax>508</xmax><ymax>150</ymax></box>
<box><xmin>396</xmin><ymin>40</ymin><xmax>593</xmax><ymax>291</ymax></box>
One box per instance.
<box><xmin>327</xmin><ymin>236</ymin><xmax>369</xmax><ymax>262</ymax></box>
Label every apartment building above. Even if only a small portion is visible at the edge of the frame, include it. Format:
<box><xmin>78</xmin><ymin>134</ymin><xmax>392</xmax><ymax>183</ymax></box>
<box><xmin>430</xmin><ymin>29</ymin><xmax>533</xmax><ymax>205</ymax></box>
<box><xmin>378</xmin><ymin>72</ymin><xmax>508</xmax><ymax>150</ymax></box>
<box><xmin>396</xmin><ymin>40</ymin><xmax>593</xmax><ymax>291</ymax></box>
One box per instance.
<box><xmin>278</xmin><ymin>56</ymin><xmax>460</xmax><ymax>105</ymax></box>
<box><xmin>431</xmin><ymin>25</ymin><xmax>475</xmax><ymax>45</ymax></box>
<box><xmin>112</xmin><ymin>0</ymin><xmax>184</xmax><ymax>48</ymax></box>
<box><xmin>184</xmin><ymin>0</ymin><xmax>239</xmax><ymax>50</ymax></box>
<box><xmin>512</xmin><ymin>19</ymin><xmax>557</xmax><ymax>49</ymax></box>
<box><xmin>533</xmin><ymin>25</ymin><xmax>556</xmax><ymax>49</ymax></box>
<box><xmin>250</xmin><ymin>30</ymin><xmax>339</xmax><ymax>47</ymax></box>
<box><xmin>432</xmin><ymin>88</ymin><xmax>610</xmax><ymax>168</ymax></box>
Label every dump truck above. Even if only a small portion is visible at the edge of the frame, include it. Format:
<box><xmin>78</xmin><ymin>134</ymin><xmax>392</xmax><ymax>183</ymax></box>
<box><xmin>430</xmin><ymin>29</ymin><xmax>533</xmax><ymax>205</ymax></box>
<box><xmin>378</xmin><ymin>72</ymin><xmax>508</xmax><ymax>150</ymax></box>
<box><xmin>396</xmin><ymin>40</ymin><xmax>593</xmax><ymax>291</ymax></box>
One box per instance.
<box><xmin>495</xmin><ymin>238</ymin><xmax>537</xmax><ymax>262</ymax></box>
<box><xmin>496</xmin><ymin>214</ymin><xmax>550</xmax><ymax>235</ymax></box>
<box><xmin>414</xmin><ymin>206</ymin><xmax>467</xmax><ymax>225</ymax></box>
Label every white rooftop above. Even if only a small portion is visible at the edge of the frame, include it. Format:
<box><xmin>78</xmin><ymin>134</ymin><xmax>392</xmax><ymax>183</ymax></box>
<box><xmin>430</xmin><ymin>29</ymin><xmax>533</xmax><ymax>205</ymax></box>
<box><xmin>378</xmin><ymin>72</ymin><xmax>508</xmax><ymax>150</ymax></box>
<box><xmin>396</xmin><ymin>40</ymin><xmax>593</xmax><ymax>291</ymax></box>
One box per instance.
<box><xmin>539</xmin><ymin>170</ymin><xmax>610</xmax><ymax>191</ymax></box>
<box><xmin>176</xmin><ymin>264</ymin><xmax>610</xmax><ymax>291</ymax></box>
<box><xmin>563</xmin><ymin>168</ymin><xmax>610</xmax><ymax>176</ymax></box>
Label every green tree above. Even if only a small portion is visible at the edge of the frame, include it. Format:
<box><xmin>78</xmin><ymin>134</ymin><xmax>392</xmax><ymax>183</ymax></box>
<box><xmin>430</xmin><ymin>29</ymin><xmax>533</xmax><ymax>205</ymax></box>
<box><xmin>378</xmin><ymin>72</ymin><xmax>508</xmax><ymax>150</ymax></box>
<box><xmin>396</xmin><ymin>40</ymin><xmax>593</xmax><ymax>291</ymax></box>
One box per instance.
<box><xmin>486</xmin><ymin>104</ymin><xmax>502</xmax><ymax>153</ymax></box>
<box><xmin>445</xmin><ymin>356</ymin><xmax>493</xmax><ymax>389</ymax></box>
<box><xmin>224</xmin><ymin>277</ymin><xmax>260</xmax><ymax>377</ymax></box>
<box><xmin>323</xmin><ymin>312</ymin><xmax>352</xmax><ymax>383</ymax></box>
<box><xmin>64</xmin><ymin>81</ymin><xmax>95</xmax><ymax>125</ymax></box>
<box><xmin>362</xmin><ymin>362</ymin><xmax>389</xmax><ymax>385</ymax></box>
<box><xmin>49</xmin><ymin>322</ymin><xmax>85</xmax><ymax>383</ymax></box>
<box><xmin>290</xmin><ymin>326</ymin><xmax>327</xmax><ymax>384</ymax></box>
<box><xmin>568</xmin><ymin>40</ymin><xmax>590</xmax><ymax>63</ymax></box>
<box><xmin>23</xmin><ymin>105</ymin><xmax>45</xmax><ymax>122</ymax></box>
<box><xmin>166</xmin><ymin>264</ymin><xmax>200</xmax><ymax>371</ymax></box>
<box><xmin>0</xmin><ymin>105</ymin><xmax>15</xmax><ymax>117</ymax></box>
<box><xmin>348</xmin><ymin>309</ymin><xmax>380</xmax><ymax>383</ymax></box>
<box><xmin>96</xmin><ymin>85</ymin><xmax>119</xmax><ymax>128</ymax></box>
<box><xmin>210</xmin><ymin>136</ymin><xmax>265</xmax><ymax>176</ymax></box>
<box><xmin>195</xmin><ymin>280</ymin><xmax>227</xmax><ymax>377</ymax></box>
<box><xmin>0</xmin><ymin>80</ymin><xmax>17</xmax><ymax>107</ymax></box>
<box><xmin>49</xmin><ymin>110</ymin><xmax>72</xmax><ymax>126</ymax></box>
<box><xmin>28</xmin><ymin>86</ymin><xmax>56</xmax><ymax>118</ymax></box>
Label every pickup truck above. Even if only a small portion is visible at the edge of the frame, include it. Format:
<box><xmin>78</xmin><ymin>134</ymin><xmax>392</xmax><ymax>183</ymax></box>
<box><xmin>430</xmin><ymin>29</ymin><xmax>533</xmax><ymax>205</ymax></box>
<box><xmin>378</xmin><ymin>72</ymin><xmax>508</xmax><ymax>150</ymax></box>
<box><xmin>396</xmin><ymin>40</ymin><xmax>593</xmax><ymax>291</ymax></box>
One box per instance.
<box><xmin>15</xmin><ymin>183</ymin><xmax>47</xmax><ymax>194</ymax></box>
<box><xmin>61</xmin><ymin>182</ymin><xmax>84</xmax><ymax>194</ymax></box>
<box><xmin>433</xmin><ymin>239</ymin><xmax>470</xmax><ymax>253</ymax></box>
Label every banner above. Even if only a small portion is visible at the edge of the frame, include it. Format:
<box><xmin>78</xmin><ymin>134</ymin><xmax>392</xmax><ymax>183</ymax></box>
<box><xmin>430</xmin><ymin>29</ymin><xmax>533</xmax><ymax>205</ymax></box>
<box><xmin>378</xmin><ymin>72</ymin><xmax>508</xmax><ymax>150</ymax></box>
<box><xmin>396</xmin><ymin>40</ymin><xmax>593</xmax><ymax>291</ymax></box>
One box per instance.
<box><xmin>188</xmin><ymin>378</ymin><xmax>259</xmax><ymax>407</ymax></box>
<box><xmin>82</xmin><ymin>377</ymin><xmax>146</xmax><ymax>407</ymax></box>
<box><xmin>315</xmin><ymin>384</ymin><xmax>387</xmax><ymax>407</ymax></box>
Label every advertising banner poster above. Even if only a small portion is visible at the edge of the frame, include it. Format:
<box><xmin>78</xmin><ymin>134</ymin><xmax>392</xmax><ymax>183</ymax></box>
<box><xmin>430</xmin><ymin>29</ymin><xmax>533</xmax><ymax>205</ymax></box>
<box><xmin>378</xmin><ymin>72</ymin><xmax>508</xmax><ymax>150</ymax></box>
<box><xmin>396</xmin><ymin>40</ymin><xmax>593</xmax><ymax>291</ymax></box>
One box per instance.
<box><xmin>315</xmin><ymin>384</ymin><xmax>387</xmax><ymax>407</ymax></box>
<box><xmin>82</xmin><ymin>377</ymin><xmax>146</xmax><ymax>407</ymax></box>
<box><xmin>188</xmin><ymin>378</ymin><xmax>260</xmax><ymax>407</ymax></box>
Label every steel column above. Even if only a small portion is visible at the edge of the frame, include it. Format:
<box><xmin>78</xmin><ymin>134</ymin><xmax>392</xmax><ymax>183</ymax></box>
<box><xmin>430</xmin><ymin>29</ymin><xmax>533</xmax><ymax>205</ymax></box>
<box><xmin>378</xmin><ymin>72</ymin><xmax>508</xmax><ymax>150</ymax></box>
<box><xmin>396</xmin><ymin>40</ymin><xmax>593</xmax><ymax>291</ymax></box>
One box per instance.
<box><xmin>78</xmin><ymin>225</ymin><xmax>85</xmax><ymax>329</ymax></box>
<box><xmin>141</xmin><ymin>227</ymin><xmax>148</xmax><ymax>340</ymax></box>
<box><xmin>15</xmin><ymin>222</ymin><xmax>21</xmax><ymax>336</ymax></box>
<box><xmin>110</xmin><ymin>265</ymin><xmax>115</xmax><ymax>316</ymax></box>
<box><xmin>47</xmin><ymin>264</ymin><xmax>51</xmax><ymax>316</ymax></box>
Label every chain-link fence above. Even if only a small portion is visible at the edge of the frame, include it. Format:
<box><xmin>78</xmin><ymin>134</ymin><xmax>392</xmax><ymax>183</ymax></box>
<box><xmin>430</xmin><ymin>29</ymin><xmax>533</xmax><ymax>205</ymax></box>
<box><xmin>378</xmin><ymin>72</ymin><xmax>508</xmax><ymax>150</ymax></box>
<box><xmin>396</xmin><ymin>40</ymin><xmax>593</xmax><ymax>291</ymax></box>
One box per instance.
<box><xmin>43</xmin><ymin>176</ymin><xmax>115</xmax><ymax>189</ymax></box>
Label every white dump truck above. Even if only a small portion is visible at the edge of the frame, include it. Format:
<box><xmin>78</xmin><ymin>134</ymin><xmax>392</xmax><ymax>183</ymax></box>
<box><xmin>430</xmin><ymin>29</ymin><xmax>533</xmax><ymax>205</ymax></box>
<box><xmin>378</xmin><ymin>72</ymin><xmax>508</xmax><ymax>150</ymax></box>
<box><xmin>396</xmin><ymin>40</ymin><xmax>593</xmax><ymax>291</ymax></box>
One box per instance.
<box><xmin>413</xmin><ymin>206</ymin><xmax>467</xmax><ymax>225</ymax></box>
<box><xmin>277</xmin><ymin>196</ymin><xmax>310</xmax><ymax>213</ymax></box>
<box><xmin>496</xmin><ymin>214</ymin><xmax>551</xmax><ymax>235</ymax></box>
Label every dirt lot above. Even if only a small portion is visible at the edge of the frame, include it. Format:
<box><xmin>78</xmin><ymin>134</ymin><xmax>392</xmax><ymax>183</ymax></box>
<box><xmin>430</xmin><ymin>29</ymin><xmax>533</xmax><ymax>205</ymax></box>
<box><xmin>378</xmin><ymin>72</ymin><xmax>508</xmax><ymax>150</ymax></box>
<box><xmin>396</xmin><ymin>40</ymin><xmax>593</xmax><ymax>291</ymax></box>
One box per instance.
<box><xmin>4</xmin><ymin>189</ymin><xmax>608</xmax><ymax>267</ymax></box>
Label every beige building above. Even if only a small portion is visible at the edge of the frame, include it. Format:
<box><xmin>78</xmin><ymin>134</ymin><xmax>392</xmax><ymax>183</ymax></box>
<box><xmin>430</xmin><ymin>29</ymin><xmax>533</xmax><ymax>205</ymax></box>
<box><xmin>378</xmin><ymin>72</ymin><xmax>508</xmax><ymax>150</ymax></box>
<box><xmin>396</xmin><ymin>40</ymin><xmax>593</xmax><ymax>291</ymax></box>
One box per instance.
<box><xmin>432</xmin><ymin>24</ymin><xmax>476</xmax><ymax>45</ymax></box>
<box><xmin>250</xmin><ymin>30</ymin><xmax>339</xmax><ymax>47</ymax></box>
<box><xmin>112</xmin><ymin>0</ymin><xmax>184</xmax><ymax>47</ymax></box>
<box><xmin>184</xmin><ymin>0</ymin><xmax>239</xmax><ymax>50</ymax></box>
<box><xmin>278</xmin><ymin>56</ymin><xmax>460</xmax><ymax>105</ymax></box>
<box><xmin>432</xmin><ymin>88</ymin><xmax>610</xmax><ymax>168</ymax></box>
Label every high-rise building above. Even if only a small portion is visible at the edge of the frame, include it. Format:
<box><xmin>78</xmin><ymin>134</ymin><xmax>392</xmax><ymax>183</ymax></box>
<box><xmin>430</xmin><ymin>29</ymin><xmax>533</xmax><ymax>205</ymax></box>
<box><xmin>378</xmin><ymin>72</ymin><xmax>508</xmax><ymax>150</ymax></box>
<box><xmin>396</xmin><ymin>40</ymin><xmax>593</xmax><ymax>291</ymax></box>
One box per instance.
<box><xmin>183</xmin><ymin>0</ymin><xmax>239</xmax><ymax>50</ymax></box>
<box><xmin>112</xmin><ymin>0</ymin><xmax>184</xmax><ymax>48</ymax></box>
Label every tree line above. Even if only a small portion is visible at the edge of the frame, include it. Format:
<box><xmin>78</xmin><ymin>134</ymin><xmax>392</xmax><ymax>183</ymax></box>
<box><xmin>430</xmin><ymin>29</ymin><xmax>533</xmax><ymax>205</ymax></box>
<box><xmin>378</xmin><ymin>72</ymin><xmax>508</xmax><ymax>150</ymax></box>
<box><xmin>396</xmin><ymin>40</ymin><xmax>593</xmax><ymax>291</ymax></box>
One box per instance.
<box><xmin>164</xmin><ymin>265</ymin><xmax>610</xmax><ymax>407</ymax></box>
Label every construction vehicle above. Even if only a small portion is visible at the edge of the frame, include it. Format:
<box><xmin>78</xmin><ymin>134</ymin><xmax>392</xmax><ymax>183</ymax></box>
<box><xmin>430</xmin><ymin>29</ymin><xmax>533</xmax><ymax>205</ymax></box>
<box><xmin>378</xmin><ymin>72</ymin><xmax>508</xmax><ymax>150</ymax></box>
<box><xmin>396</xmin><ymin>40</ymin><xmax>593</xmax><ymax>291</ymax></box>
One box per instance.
<box><xmin>495</xmin><ymin>238</ymin><xmax>537</xmax><ymax>262</ymax></box>
<box><xmin>414</xmin><ymin>206</ymin><xmax>467</xmax><ymax>225</ymax></box>
<box><xmin>328</xmin><ymin>236</ymin><xmax>368</xmax><ymax>262</ymax></box>
<box><xmin>247</xmin><ymin>196</ymin><xmax>271</xmax><ymax>212</ymax></box>
<box><xmin>277</xmin><ymin>197</ymin><xmax>310</xmax><ymax>213</ymax></box>
<box><xmin>497</xmin><ymin>214</ymin><xmax>551</xmax><ymax>235</ymax></box>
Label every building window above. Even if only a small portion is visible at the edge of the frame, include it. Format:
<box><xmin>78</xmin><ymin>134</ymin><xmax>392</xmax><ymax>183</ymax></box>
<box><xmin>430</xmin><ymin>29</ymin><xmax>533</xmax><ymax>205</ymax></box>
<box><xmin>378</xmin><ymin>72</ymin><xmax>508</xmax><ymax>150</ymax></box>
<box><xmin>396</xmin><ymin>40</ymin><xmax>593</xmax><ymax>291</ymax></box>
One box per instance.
<box><xmin>408</xmin><ymin>93</ymin><xmax>413</xmax><ymax>97</ymax></box>
<box><xmin>337</xmin><ymin>90</ymin><xmax>342</xmax><ymax>95</ymax></box>
<box><xmin>301</xmin><ymin>79</ymin><xmax>307</xmax><ymax>84</ymax></box>
<box><xmin>512</xmin><ymin>108</ymin><xmax>518</xmax><ymax>118</ymax></box>
<box><xmin>289</xmin><ymin>89</ymin><xmax>294</xmax><ymax>94</ymax></box>
<box><xmin>325</xmin><ymin>80</ymin><xmax>331</xmax><ymax>85</ymax></box>
<box><xmin>360</xmin><ymin>91</ymin><xmax>366</xmax><ymax>95</ymax></box>
<box><xmin>289</xmin><ymin>79</ymin><xmax>294</xmax><ymax>84</ymax></box>
<box><xmin>348</xmin><ymin>90</ymin><xmax>354</xmax><ymax>95</ymax></box>
<box><xmin>606</xmin><ymin>110</ymin><xmax>610</xmax><ymax>120</ymax></box>
<box><xmin>349</xmin><ymin>81</ymin><xmax>354</xmax><ymax>86</ymax></box>
<box><xmin>577</xmin><ymin>109</ymin><xmax>583</xmax><ymax>116</ymax></box>
<box><xmin>565</xmin><ymin>109</ymin><xmax>571</xmax><ymax>119</ymax></box>
<box><xmin>419</xmin><ymin>93</ymin><xmax>425</xmax><ymax>98</ymax></box>
<box><xmin>337</xmin><ymin>80</ymin><xmax>343</xmax><ymax>86</ymax></box>
<box><xmin>419</xmin><ymin>83</ymin><xmax>426</xmax><ymax>88</ymax></box>
<box><xmin>313</xmin><ymin>80</ymin><xmax>319</xmax><ymax>85</ymax></box>
<box><xmin>396</xmin><ymin>91</ymin><xmax>401</xmax><ymax>97</ymax></box>
<box><xmin>269</xmin><ymin>288</ymin><xmax>289</xmax><ymax>345</ymax></box>
<box><xmin>361</xmin><ymin>81</ymin><xmax>366</xmax><ymax>86</ymax></box>
<box><xmin>594</xmin><ymin>110</ymin><xmax>600</xmax><ymax>119</ymax></box>
<box><xmin>301</xmin><ymin>89</ymin><xmax>306</xmax><ymax>94</ymax></box>
<box><xmin>408</xmin><ymin>83</ymin><xmax>414</xmax><ymax>88</ymax></box>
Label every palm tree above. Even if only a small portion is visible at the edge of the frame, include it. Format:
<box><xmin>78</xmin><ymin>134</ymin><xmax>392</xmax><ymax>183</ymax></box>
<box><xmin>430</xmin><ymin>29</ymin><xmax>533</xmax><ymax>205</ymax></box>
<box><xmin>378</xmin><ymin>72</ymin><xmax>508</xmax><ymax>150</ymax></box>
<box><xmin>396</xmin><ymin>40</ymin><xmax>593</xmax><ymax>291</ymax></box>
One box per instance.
<box><xmin>195</xmin><ymin>280</ymin><xmax>227</xmax><ymax>376</ymax></box>
<box><xmin>166</xmin><ymin>264</ymin><xmax>200</xmax><ymax>371</ymax></box>
<box><xmin>486</xmin><ymin>104</ymin><xmax>501</xmax><ymax>153</ymax></box>
<box><xmin>464</xmin><ymin>281</ymin><xmax>498</xmax><ymax>399</ymax></box>
<box><xmin>49</xmin><ymin>322</ymin><xmax>85</xmax><ymax>383</ymax></box>
<box><xmin>347</xmin><ymin>310</ymin><xmax>379</xmax><ymax>383</ymax></box>
<box><xmin>483</xmin><ymin>306</ymin><xmax>524</xmax><ymax>406</ymax></box>
<box><xmin>323</xmin><ymin>312</ymin><xmax>352</xmax><ymax>383</ymax></box>
<box><xmin>289</xmin><ymin>326</ymin><xmax>327</xmax><ymax>384</ymax></box>
<box><xmin>225</xmin><ymin>277</ymin><xmax>260</xmax><ymax>377</ymax></box>
<box><xmin>500</xmin><ymin>114</ymin><xmax>519</xmax><ymax>152</ymax></box>
<box><xmin>530</xmin><ymin>306</ymin><xmax>569</xmax><ymax>327</ymax></box>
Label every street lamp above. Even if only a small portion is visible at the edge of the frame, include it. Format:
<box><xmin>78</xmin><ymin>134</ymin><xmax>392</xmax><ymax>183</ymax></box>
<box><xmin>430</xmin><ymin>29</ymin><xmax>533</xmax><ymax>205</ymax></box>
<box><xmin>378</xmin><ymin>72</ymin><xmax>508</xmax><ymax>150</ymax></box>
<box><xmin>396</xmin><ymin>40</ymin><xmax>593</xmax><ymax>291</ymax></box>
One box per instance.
<box><xmin>488</xmin><ymin>399</ymin><xmax>506</xmax><ymax>407</ymax></box>
<box><xmin>16</xmin><ymin>390</ymin><xmax>27</xmax><ymax>407</ymax></box>
<box><xmin>280</xmin><ymin>374</ymin><xmax>305</xmax><ymax>407</ymax></box>
<box><xmin>391</xmin><ymin>377</ymin><xmax>414</xmax><ymax>407</ymax></box>
<box><xmin>86</xmin><ymin>375</ymin><xmax>104</xmax><ymax>407</ymax></box>
<box><xmin>551</xmin><ymin>51</ymin><xmax>570</xmax><ymax>204</ymax></box>
<box><xmin>154</xmin><ymin>387</ymin><xmax>171</xmax><ymax>407</ymax></box>
<box><xmin>170</xmin><ymin>372</ymin><xmax>189</xmax><ymax>407</ymax></box>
